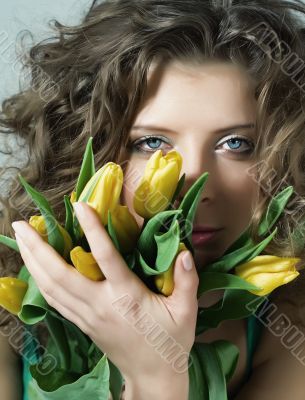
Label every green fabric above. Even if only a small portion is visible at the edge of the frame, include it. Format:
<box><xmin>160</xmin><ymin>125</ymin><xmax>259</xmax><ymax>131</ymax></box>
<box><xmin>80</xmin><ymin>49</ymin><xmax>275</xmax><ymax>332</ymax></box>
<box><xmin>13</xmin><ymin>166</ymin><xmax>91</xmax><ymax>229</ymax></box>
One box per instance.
<box><xmin>22</xmin><ymin>326</ymin><xmax>40</xmax><ymax>400</ymax></box>
<box><xmin>244</xmin><ymin>310</ymin><xmax>264</xmax><ymax>383</ymax></box>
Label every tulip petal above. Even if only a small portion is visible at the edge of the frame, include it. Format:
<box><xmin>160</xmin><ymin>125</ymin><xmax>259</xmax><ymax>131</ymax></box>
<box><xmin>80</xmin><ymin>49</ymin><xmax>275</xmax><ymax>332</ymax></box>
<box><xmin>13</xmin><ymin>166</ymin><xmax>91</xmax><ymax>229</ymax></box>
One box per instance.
<box><xmin>235</xmin><ymin>255</ymin><xmax>301</xmax><ymax>296</ymax></box>
<box><xmin>111</xmin><ymin>205</ymin><xmax>140</xmax><ymax>253</ymax></box>
<box><xmin>247</xmin><ymin>270</ymin><xmax>300</xmax><ymax>296</ymax></box>
<box><xmin>0</xmin><ymin>277</ymin><xmax>28</xmax><ymax>315</ymax></box>
<box><xmin>70</xmin><ymin>246</ymin><xmax>105</xmax><ymax>281</ymax></box>
<box><xmin>155</xmin><ymin>242</ymin><xmax>187</xmax><ymax>296</ymax></box>
<box><xmin>79</xmin><ymin>163</ymin><xmax>123</xmax><ymax>226</ymax></box>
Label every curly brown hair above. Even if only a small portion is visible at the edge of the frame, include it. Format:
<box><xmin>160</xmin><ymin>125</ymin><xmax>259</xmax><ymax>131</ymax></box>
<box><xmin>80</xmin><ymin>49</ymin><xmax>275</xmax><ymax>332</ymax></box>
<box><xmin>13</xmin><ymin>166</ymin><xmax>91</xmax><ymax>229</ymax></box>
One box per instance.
<box><xmin>1</xmin><ymin>0</ymin><xmax>305</xmax><ymax>318</ymax></box>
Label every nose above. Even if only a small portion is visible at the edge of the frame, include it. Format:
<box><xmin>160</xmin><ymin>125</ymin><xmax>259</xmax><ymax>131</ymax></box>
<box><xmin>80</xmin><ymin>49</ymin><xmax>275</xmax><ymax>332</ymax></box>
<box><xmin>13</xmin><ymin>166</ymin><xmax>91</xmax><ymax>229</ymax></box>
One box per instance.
<box><xmin>173</xmin><ymin>149</ymin><xmax>214</xmax><ymax>206</ymax></box>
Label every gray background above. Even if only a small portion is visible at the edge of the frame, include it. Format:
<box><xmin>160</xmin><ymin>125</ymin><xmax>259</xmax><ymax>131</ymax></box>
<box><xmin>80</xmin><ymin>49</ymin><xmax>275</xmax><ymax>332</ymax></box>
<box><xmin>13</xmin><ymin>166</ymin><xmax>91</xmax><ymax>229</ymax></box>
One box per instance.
<box><xmin>0</xmin><ymin>0</ymin><xmax>92</xmax><ymax>203</ymax></box>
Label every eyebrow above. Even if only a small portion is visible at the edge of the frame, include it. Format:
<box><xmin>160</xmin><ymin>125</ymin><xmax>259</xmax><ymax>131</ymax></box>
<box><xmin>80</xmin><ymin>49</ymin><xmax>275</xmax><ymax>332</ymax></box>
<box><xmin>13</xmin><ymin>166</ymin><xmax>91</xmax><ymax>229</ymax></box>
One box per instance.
<box><xmin>131</xmin><ymin>123</ymin><xmax>256</xmax><ymax>134</ymax></box>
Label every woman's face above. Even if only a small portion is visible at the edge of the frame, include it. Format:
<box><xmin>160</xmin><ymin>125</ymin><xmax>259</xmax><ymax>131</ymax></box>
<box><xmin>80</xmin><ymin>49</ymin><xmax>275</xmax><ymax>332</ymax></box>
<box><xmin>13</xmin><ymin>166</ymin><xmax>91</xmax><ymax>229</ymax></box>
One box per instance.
<box><xmin>119</xmin><ymin>60</ymin><xmax>259</xmax><ymax>269</ymax></box>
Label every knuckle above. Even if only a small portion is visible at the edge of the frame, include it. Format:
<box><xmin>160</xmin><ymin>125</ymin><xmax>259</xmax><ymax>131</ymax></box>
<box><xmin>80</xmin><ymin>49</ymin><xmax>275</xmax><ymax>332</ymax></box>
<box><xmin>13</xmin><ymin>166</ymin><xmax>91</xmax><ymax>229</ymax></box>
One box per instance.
<box><xmin>52</xmin><ymin>269</ymin><xmax>67</xmax><ymax>283</ymax></box>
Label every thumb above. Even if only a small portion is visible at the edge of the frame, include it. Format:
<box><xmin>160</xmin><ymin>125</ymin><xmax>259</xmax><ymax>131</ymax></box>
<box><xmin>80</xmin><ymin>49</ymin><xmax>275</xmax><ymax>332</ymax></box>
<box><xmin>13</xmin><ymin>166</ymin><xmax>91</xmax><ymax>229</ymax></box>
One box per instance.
<box><xmin>171</xmin><ymin>250</ymin><xmax>199</xmax><ymax>307</ymax></box>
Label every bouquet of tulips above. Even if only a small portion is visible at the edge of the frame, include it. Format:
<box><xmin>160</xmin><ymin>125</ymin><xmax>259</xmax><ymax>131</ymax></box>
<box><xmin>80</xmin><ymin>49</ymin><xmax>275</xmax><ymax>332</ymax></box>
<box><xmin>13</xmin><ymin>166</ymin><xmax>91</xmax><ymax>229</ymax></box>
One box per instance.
<box><xmin>0</xmin><ymin>137</ymin><xmax>302</xmax><ymax>400</ymax></box>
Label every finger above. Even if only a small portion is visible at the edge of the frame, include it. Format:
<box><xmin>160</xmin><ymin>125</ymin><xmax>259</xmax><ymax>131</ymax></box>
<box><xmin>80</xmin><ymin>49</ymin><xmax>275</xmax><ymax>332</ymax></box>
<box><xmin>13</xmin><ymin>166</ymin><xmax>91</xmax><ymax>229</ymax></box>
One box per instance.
<box><xmin>170</xmin><ymin>251</ymin><xmax>199</xmax><ymax>318</ymax></box>
<box><xmin>40</xmin><ymin>287</ymin><xmax>92</xmax><ymax>336</ymax></box>
<box><xmin>13</xmin><ymin>228</ymin><xmax>94</xmax><ymax>304</ymax></box>
<box><xmin>72</xmin><ymin>202</ymin><xmax>135</xmax><ymax>285</ymax></box>
<box><xmin>16</xmin><ymin>234</ymin><xmax>92</xmax><ymax>317</ymax></box>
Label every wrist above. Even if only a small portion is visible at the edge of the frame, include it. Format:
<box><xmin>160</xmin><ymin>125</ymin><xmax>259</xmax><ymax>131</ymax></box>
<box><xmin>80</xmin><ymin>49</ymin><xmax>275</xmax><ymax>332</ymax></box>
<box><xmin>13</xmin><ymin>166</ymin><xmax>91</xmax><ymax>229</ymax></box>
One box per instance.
<box><xmin>123</xmin><ymin>370</ymin><xmax>189</xmax><ymax>400</ymax></box>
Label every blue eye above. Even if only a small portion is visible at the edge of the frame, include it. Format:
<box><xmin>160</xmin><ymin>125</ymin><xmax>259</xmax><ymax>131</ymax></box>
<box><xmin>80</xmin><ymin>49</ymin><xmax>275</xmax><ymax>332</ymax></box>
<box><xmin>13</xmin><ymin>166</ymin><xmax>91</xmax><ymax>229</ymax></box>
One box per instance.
<box><xmin>217</xmin><ymin>136</ymin><xmax>254</xmax><ymax>153</ymax></box>
<box><xmin>130</xmin><ymin>135</ymin><xmax>171</xmax><ymax>153</ymax></box>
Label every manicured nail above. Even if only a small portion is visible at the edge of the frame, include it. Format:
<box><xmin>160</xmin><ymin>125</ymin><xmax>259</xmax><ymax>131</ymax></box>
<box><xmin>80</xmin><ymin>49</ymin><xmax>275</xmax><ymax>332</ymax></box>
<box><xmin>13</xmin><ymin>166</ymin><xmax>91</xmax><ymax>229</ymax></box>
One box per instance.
<box><xmin>182</xmin><ymin>251</ymin><xmax>193</xmax><ymax>271</ymax></box>
<box><xmin>11</xmin><ymin>221</ymin><xmax>28</xmax><ymax>241</ymax></box>
<box><xmin>73</xmin><ymin>202</ymin><xmax>85</xmax><ymax>219</ymax></box>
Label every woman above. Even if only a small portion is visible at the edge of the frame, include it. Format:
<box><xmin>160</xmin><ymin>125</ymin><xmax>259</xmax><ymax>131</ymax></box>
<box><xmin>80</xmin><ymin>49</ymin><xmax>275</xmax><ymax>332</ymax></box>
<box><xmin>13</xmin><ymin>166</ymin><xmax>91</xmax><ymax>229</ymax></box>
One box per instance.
<box><xmin>1</xmin><ymin>0</ymin><xmax>305</xmax><ymax>398</ymax></box>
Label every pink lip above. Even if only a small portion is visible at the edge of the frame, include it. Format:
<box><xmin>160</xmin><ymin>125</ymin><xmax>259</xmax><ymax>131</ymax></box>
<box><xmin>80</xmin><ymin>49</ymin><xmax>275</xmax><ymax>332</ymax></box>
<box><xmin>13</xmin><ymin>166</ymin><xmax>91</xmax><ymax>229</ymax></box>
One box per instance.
<box><xmin>191</xmin><ymin>228</ymin><xmax>223</xmax><ymax>246</ymax></box>
<box><xmin>192</xmin><ymin>225</ymin><xmax>223</xmax><ymax>233</ymax></box>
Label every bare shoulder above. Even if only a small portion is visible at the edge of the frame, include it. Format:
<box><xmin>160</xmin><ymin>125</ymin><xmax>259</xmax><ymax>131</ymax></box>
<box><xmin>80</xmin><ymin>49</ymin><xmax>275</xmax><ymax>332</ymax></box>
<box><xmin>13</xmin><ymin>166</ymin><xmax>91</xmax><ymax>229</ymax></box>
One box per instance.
<box><xmin>252</xmin><ymin>280</ymin><xmax>305</xmax><ymax>369</ymax></box>
<box><xmin>234</xmin><ymin>284</ymin><xmax>305</xmax><ymax>399</ymax></box>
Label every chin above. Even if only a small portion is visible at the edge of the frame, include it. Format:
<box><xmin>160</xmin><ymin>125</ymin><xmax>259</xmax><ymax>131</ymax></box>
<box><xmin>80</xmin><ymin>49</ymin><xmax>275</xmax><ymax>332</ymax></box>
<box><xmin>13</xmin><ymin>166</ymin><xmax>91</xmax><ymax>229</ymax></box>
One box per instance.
<box><xmin>193</xmin><ymin>248</ymin><xmax>223</xmax><ymax>270</ymax></box>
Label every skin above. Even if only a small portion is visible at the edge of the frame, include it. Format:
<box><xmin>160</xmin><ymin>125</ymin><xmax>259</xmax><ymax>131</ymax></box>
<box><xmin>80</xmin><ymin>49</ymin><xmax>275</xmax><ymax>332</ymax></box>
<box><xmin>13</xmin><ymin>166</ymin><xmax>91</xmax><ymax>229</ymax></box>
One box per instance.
<box><xmin>10</xmin><ymin>61</ymin><xmax>305</xmax><ymax>399</ymax></box>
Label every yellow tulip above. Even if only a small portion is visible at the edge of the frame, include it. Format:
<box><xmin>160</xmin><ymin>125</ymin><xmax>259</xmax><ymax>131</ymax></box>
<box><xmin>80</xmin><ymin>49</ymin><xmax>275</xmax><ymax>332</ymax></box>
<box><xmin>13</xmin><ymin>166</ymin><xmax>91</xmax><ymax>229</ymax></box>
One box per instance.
<box><xmin>78</xmin><ymin>163</ymin><xmax>123</xmax><ymax>225</ymax></box>
<box><xmin>133</xmin><ymin>150</ymin><xmax>182</xmax><ymax>219</ymax></box>
<box><xmin>235</xmin><ymin>255</ymin><xmax>301</xmax><ymax>296</ymax></box>
<box><xmin>111</xmin><ymin>205</ymin><xmax>141</xmax><ymax>253</ymax></box>
<box><xmin>155</xmin><ymin>242</ymin><xmax>188</xmax><ymax>296</ymax></box>
<box><xmin>29</xmin><ymin>215</ymin><xmax>73</xmax><ymax>260</ymax></box>
<box><xmin>70</xmin><ymin>246</ymin><xmax>105</xmax><ymax>281</ymax></box>
<box><xmin>0</xmin><ymin>277</ymin><xmax>28</xmax><ymax>315</ymax></box>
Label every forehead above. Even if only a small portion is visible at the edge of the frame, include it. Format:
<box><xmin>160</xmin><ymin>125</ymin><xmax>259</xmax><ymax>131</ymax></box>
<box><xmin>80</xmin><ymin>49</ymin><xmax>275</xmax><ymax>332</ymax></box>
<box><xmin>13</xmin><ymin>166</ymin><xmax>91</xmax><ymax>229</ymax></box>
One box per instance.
<box><xmin>133</xmin><ymin>60</ymin><xmax>257</xmax><ymax>129</ymax></box>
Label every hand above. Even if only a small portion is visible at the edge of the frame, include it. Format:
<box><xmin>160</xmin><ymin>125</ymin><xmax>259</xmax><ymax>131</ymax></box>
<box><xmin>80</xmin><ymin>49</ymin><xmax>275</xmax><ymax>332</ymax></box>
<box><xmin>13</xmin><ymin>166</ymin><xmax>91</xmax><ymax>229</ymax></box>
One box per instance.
<box><xmin>12</xmin><ymin>202</ymin><xmax>199</xmax><ymax>397</ymax></box>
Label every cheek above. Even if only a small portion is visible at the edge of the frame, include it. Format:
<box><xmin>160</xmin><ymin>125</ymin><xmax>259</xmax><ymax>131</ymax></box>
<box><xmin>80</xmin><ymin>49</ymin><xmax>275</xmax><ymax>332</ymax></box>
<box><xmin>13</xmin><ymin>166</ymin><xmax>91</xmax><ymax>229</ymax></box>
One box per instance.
<box><xmin>222</xmin><ymin>163</ymin><xmax>259</xmax><ymax>232</ymax></box>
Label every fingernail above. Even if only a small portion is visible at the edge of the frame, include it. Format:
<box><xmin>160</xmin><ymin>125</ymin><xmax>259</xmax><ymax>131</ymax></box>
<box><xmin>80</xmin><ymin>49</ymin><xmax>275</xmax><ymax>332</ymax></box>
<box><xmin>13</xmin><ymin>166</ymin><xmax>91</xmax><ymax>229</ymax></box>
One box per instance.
<box><xmin>182</xmin><ymin>251</ymin><xmax>193</xmax><ymax>271</ymax></box>
<box><xmin>11</xmin><ymin>221</ymin><xmax>28</xmax><ymax>241</ymax></box>
<box><xmin>73</xmin><ymin>202</ymin><xmax>85</xmax><ymax>219</ymax></box>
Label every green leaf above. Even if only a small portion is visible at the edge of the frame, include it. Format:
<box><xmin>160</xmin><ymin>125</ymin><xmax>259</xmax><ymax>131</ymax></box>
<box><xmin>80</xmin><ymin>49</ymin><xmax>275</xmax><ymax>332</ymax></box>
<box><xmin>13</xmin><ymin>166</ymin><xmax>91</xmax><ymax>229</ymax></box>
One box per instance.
<box><xmin>166</xmin><ymin>173</ymin><xmax>186</xmax><ymax>211</ymax></box>
<box><xmin>72</xmin><ymin>214</ymin><xmax>83</xmax><ymax>244</ymax></box>
<box><xmin>190</xmin><ymin>343</ymin><xmax>227</xmax><ymax>400</ymax></box>
<box><xmin>106</xmin><ymin>210</ymin><xmax>121</xmax><ymax>252</ymax></box>
<box><xmin>28</xmin><ymin>354</ymin><xmax>110</xmax><ymax>399</ymax></box>
<box><xmin>124</xmin><ymin>252</ymin><xmax>136</xmax><ymax>271</ymax></box>
<box><xmin>55</xmin><ymin>319</ymin><xmax>90</xmax><ymax>375</ymax></box>
<box><xmin>108</xmin><ymin>359</ymin><xmax>124</xmax><ymax>400</ymax></box>
<box><xmin>87</xmin><ymin>343</ymin><xmax>103</xmax><ymax>370</ymax></box>
<box><xmin>137</xmin><ymin>209</ymin><xmax>183</xmax><ymax>263</ymax></box>
<box><xmin>290</xmin><ymin>218</ymin><xmax>305</xmax><ymax>253</ymax></box>
<box><xmin>155</xmin><ymin>220</ymin><xmax>180</xmax><ymax>270</ymax></box>
<box><xmin>63</xmin><ymin>195</ymin><xmax>76</xmax><ymax>243</ymax></box>
<box><xmin>75</xmin><ymin>137</ymin><xmax>95</xmax><ymax>200</ymax></box>
<box><xmin>196</xmin><ymin>290</ymin><xmax>266</xmax><ymax>335</ymax></box>
<box><xmin>0</xmin><ymin>234</ymin><xmax>19</xmax><ymax>253</ymax></box>
<box><xmin>18</xmin><ymin>276</ymin><xmax>50</xmax><ymax>324</ymax></box>
<box><xmin>188</xmin><ymin>347</ymin><xmax>208</xmax><ymax>400</ymax></box>
<box><xmin>197</xmin><ymin>272</ymin><xmax>261</xmax><ymax>297</ymax></box>
<box><xmin>222</xmin><ymin>226</ymin><xmax>251</xmax><ymax>256</ymax></box>
<box><xmin>178</xmin><ymin>172</ymin><xmax>209</xmax><ymax>242</ymax></box>
<box><xmin>258</xmin><ymin>186</ymin><xmax>294</xmax><ymax>236</ymax></box>
<box><xmin>205</xmin><ymin>227</ymin><xmax>278</xmax><ymax>273</ymax></box>
<box><xmin>135</xmin><ymin>249</ymin><xmax>162</xmax><ymax>276</ymax></box>
<box><xmin>222</xmin><ymin>186</ymin><xmax>294</xmax><ymax>256</ymax></box>
<box><xmin>18</xmin><ymin>175</ymin><xmax>65</xmax><ymax>256</ymax></box>
<box><xmin>18</xmin><ymin>264</ymin><xmax>31</xmax><ymax>282</ymax></box>
<box><xmin>212</xmin><ymin>340</ymin><xmax>239</xmax><ymax>383</ymax></box>
<box><xmin>44</xmin><ymin>313</ymin><xmax>71</xmax><ymax>370</ymax></box>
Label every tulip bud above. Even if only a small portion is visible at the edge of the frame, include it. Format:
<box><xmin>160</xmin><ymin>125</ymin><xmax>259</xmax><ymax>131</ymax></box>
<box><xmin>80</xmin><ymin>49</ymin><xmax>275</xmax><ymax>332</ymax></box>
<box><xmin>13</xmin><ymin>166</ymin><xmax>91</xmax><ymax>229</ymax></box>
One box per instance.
<box><xmin>70</xmin><ymin>246</ymin><xmax>105</xmax><ymax>281</ymax></box>
<box><xmin>29</xmin><ymin>215</ymin><xmax>73</xmax><ymax>260</ymax></box>
<box><xmin>111</xmin><ymin>205</ymin><xmax>141</xmax><ymax>253</ymax></box>
<box><xmin>78</xmin><ymin>163</ymin><xmax>123</xmax><ymax>225</ymax></box>
<box><xmin>0</xmin><ymin>277</ymin><xmax>28</xmax><ymax>315</ymax></box>
<box><xmin>235</xmin><ymin>255</ymin><xmax>301</xmax><ymax>296</ymax></box>
<box><xmin>70</xmin><ymin>190</ymin><xmax>77</xmax><ymax>204</ymax></box>
<box><xmin>134</xmin><ymin>150</ymin><xmax>182</xmax><ymax>219</ymax></box>
<box><xmin>155</xmin><ymin>242</ymin><xmax>187</xmax><ymax>296</ymax></box>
